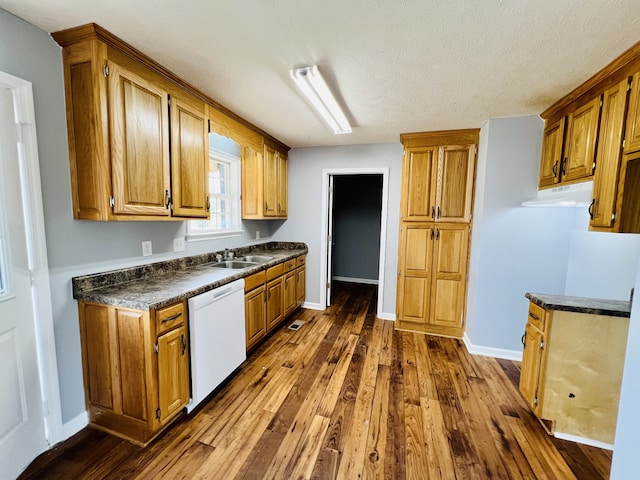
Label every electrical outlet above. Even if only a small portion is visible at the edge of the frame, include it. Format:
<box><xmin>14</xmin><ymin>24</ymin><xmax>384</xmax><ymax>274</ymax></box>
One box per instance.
<box><xmin>141</xmin><ymin>241</ymin><xmax>152</xmax><ymax>256</ymax></box>
<box><xmin>173</xmin><ymin>237</ymin><xmax>186</xmax><ymax>252</ymax></box>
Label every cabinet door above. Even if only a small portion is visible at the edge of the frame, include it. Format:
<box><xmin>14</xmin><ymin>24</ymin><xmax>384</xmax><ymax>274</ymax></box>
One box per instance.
<box><xmin>266</xmin><ymin>277</ymin><xmax>284</xmax><ymax>331</ymax></box>
<box><xmin>283</xmin><ymin>271</ymin><xmax>296</xmax><ymax>316</ymax></box>
<box><xmin>590</xmin><ymin>79</ymin><xmax>628</xmax><ymax>228</ymax></box>
<box><xmin>401</xmin><ymin>146</ymin><xmax>438</xmax><ymax>221</ymax></box>
<box><xmin>245</xmin><ymin>286</ymin><xmax>266</xmax><ymax>350</ymax></box>
<box><xmin>519</xmin><ymin>323</ymin><xmax>544</xmax><ymax>413</ymax></box>
<box><xmin>430</xmin><ymin>225</ymin><xmax>469</xmax><ymax>330</ymax></box>
<box><xmin>277</xmin><ymin>151</ymin><xmax>288</xmax><ymax>217</ymax></box>
<box><xmin>624</xmin><ymin>71</ymin><xmax>640</xmax><ymax>153</ymax></box>
<box><xmin>396</xmin><ymin>223</ymin><xmax>433</xmax><ymax>324</ymax></box>
<box><xmin>296</xmin><ymin>266</ymin><xmax>306</xmax><ymax>307</ymax></box>
<box><xmin>563</xmin><ymin>96</ymin><xmax>601</xmax><ymax>182</ymax></box>
<box><xmin>263</xmin><ymin>144</ymin><xmax>278</xmax><ymax>216</ymax></box>
<box><xmin>241</xmin><ymin>145</ymin><xmax>264</xmax><ymax>219</ymax></box>
<box><xmin>438</xmin><ymin>145</ymin><xmax>476</xmax><ymax>222</ymax></box>
<box><xmin>170</xmin><ymin>96</ymin><xmax>209</xmax><ymax>218</ymax></box>
<box><xmin>108</xmin><ymin>61</ymin><xmax>171</xmax><ymax>216</ymax></box>
<box><xmin>157</xmin><ymin>325</ymin><xmax>189</xmax><ymax>424</ymax></box>
<box><xmin>539</xmin><ymin>118</ymin><xmax>565</xmax><ymax>188</ymax></box>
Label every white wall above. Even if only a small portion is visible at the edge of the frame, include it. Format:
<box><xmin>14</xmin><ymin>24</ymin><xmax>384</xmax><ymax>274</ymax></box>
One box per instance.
<box><xmin>610</xmin><ymin>255</ymin><xmax>640</xmax><ymax>479</ymax></box>
<box><xmin>271</xmin><ymin>143</ymin><xmax>403</xmax><ymax>314</ymax></box>
<box><xmin>466</xmin><ymin>117</ymin><xmax>575</xmax><ymax>352</ymax></box>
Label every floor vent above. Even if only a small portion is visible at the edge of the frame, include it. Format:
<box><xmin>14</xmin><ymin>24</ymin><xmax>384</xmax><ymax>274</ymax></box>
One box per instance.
<box><xmin>288</xmin><ymin>320</ymin><xmax>305</xmax><ymax>331</ymax></box>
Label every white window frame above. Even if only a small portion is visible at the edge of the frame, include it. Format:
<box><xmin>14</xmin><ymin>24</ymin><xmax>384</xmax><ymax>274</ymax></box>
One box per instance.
<box><xmin>187</xmin><ymin>148</ymin><xmax>242</xmax><ymax>240</ymax></box>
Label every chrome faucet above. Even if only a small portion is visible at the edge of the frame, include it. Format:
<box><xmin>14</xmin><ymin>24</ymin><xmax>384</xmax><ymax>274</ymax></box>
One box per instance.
<box><xmin>224</xmin><ymin>248</ymin><xmax>235</xmax><ymax>260</ymax></box>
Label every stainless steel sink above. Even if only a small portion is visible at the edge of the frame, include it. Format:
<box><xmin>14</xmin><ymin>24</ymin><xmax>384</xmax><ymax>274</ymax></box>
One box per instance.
<box><xmin>236</xmin><ymin>255</ymin><xmax>274</xmax><ymax>263</ymax></box>
<box><xmin>200</xmin><ymin>260</ymin><xmax>258</xmax><ymax>269</ymax></box>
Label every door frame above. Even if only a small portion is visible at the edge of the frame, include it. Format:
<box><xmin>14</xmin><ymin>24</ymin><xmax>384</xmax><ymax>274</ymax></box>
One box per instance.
<box><xmin>319</xmin><ymin>168</ymin><xmax>389</xmax><ymax>318</ymax></box>
<box><xmin>0</xmin><ymin>71</ymin><xmax>62</xmax><ymax>445</ymax></box>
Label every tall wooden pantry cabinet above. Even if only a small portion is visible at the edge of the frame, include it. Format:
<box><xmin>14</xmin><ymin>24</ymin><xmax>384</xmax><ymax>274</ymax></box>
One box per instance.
<box><xmin>396</xmin><ymin>130</ymin><xmax>479</xmax><ymax>337</ymax></box>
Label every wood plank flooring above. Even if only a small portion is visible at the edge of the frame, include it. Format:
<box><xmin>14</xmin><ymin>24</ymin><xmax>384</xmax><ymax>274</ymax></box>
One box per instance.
<box><xmin>20</xmin><ymin>282</ymin><xmax>612</xmax><ymax>479</ymax></box>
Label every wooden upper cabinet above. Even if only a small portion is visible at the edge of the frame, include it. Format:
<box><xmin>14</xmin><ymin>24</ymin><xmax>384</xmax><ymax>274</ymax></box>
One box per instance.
<box><xmin>538</xmin><ymin>118</ymin><xmax>565</xmax><ymax>188</ymax></box>
<box><xmin>401</xmin><ymin>146</ymin><xmax>438</xmax><ymax>221</ymax></box>
<box><xmin>563</xmin><ymin>96</ymin><xmax>601</xmax><ymax>182</ymax></box>
<box><xmin>590</xmin><ymin>79</ymin><xmax>628</xmax><ymax>229</ymax></box>
<box><xmin>108</xmin><ymin>61</ymin><xmax>171</xmax><ymax>216</ymax></box>
<box><xmin>624</xmin><ymin>71</ymin><xmax>640</xmax><ymax>154</ymax></box>
<box><xmin>241</xmin><ymin>140</ymin><xmax>288</xmax><ymax>220</ymax></box>
<box><xmin>401</xmin><ymin>134</ymin><xmax>477</xmax><ymax>224</ymax></box>
<box><xmin>170</xmin><ymin>96</ymin><xmax>209</xmax><ymax>218</ymax></box>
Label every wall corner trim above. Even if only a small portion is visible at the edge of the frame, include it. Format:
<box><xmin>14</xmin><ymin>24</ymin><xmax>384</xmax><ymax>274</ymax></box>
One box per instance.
<box><xmin>377</xmin><ymin>312</ymin><xmax>396</xmax><ymax>321</ymax></box>
<box><xmin>301</xmin><ymin>302</ymin><xmax>325</xmax><ymax>311</ymax></box>
<box><xmin>60</xmin><ymin>411</ymin><xmax>89</xmax><ymax>442</ymax></box>
<box><xmin>463</xmin><ymin>334</ymin><xmax>523</xmax><ymax>361</ymax></box>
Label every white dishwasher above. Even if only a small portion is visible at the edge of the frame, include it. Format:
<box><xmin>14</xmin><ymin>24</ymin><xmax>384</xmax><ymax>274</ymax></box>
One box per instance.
<box><xmin>186</xmin><ymin>278</ymin><xmax>246</xmax><ymax>413</ymax></box>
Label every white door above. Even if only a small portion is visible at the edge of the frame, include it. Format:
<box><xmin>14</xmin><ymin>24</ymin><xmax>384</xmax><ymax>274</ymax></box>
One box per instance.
<box><xmin>326</xmin><ymin>175</ymin><xmax>335</xmax><ymax>306</ymax></box>
<box><xmin>0</xmin><ymin>86</ymin><xmax>48</xmax><ymax>478</ymax></box>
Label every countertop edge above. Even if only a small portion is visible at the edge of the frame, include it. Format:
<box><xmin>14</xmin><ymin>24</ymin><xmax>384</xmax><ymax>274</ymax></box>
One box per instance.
<box><xmin>525</xmin><ymin>292</ymin><xmax>631</xmax><ymax>318</ymax></box>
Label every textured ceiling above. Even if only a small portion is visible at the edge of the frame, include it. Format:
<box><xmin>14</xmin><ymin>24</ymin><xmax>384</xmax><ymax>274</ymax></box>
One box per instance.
<box><xmin>1</xmin><ymin>0</ymin><xmax>639</xmax><ymax>148</ymax></box>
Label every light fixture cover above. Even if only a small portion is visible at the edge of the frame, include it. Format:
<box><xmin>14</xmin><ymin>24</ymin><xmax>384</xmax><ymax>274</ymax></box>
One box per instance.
<box><xmin>290</xmin><ymin>66</ymin><xmax>352</xmax><ymax>135</ymax></box>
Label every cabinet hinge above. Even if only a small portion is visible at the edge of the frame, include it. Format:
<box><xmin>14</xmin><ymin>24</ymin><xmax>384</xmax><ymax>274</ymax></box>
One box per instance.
<box><xmin>156</xmin><ymin>407</ymin><xmax>161</xmax><ymax>420</ymax></box>
<box><xmin>109</xmin><ymin>196</ymin><xmax>115</xmax><ymax>208</ymax></box>
<box><xmin>628</xmin><ymin>81</ymin><xmax>632</xmax><ymax>92</ymax></box>
<box><xmin>612</xmin><ymin>212</ymin><xmax>616</xmax><ymax>221</ymax></box>
<box><xmin>533</xmin><ymin>397</ymin><xmax>538</xmax><ymax>406</ymax></box>
<box><xmin>540</xmin><ymin>340</ymin><xmax>545</xmax><ymax>350</ymax></box>
<box><xmin>154</xmin><ymin>342</ymin><xmax>159</xmax><ymax>354</ymax></box>
<box><xmin>474</xmin><ymin>145</ymin><xmax>478</xmax><ymax>155</ymax></box>
<box><xmin>622</xmin><ymin>139</ymin><xmax>626</xmax><ymax>148</ymax></box>
<box><xmin>103</xmin><ymin>63</ymin><xmax>109</xmax><ymax>77</ymax></box>
<box><xmin>592</xmin><ymin>161</ymin><xmax>597</xmax><ymax>174</ymax></box>
<box><xmin>600</xmin><ymin>99</ymin><xmax>603</xmax><ymax>108</ymax></box>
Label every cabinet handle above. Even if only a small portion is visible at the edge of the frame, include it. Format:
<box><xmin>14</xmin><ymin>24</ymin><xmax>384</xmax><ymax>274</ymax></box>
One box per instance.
<box><xmin>181</xmin><ymin>334</ymin><xmax>186</xmax><ymax>355</ymax></box>
<box><xmin>164</xmin><ymin>190</ymin><xmax>171</xmax><ymax>209</ymax></box>
<box><xmin>528</xmin><ymin>312</ymin><xmax>539</xmax><ymax>321</ymax></box>
<box><xmin>561</xmin><ymin>157</ymin><xmax>568</xmax><ymax>176</ymax></box>
<box><xmin>437</xmin><ymin>206</ymin><xmax>441</xmax><ymax>219</ymax></box>
<box><xmin>588</xmin><ymin>198</ymin><xmax>595</xmax><ymax>220</ymax></box>
<box><xmin>431</xmin><ymin>206</ymin><xmax>435</xmax><ymax>219</ymax></box>
<box><xmin>435</xmin><ymin>228</ymin><xmax>440</xmax><ymax>240</ymax></box>
<box><xmin>521</xmin><ymin>332</ymin><xmax>526</xmax><ymax>346</ymax></box>
<box><xmin>278</xmin><ymin>203</ymin><xmax>281</xmax><ymax>213</ymax></box>
<box><xmin>430</xmin><ymin>228</ymin><xmax>434</xmax><ymax>240</ymax></box>
<box><xmin>206</xmin><ymin>195</ymin><xmax>210</xmax><ymax>212</ymax></box>
<box><xmin>265</xmin><ymin>201</ymin><xmax>269</xmax><ymax>211</ymax></box>
<box><xmin>552</xmin><ymin>160</ymin><xmax>558</xmax><ymax>177</ymax></box>
<box><xmin>161</xmin><ymin>312</ymin><xmax>182</xmax><ymax>323</ymax></box>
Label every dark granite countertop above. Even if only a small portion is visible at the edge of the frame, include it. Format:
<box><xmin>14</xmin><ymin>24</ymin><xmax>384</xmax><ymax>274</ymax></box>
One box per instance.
<box><xmin>525</xmin><ymin>292</ymin><xmax>631</xmax><ymax>318</ymax></box>
<box><xmin>72</xmin><ymin>242</ymin><xmax>307</xmax><ymax>310</ymax></box>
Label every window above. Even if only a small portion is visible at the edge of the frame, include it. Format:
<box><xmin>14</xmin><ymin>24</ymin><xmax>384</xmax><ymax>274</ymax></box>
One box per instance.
<box><xmin>188</xmin><ymin>148</ymin><xmax>241</xmax><ymax>239</ymax></box>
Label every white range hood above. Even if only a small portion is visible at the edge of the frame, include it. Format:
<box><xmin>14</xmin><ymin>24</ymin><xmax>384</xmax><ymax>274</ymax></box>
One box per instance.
<box><xmin>522</xmin><ymin>180</ymin><xmax>593</xmax><ymax>207</ymax></box>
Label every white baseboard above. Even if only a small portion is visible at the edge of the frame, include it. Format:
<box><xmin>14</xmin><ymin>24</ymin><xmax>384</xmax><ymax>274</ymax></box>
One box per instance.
<box><xmin>332</xmin><ymin>276</ymin><xmax>379</xmax><ymax>285</ymax></box>
<box><xmin>302</xmin><ymin>301</ymin><xmax>325</xmax><ymax>311</ymax></box>
<box><xmin>377</xmin><ymin>312</ymin><xmax>396</xmax><ymax>321</ymax></box>
<box><xmin>463</xmin><ymin>333</ymin><xmax>522</xmax><ymax>361</ymax></box>
<box><xmin>553</xmin><ymin>432</ymin><xmax>613</xmax><ymax>450</ymax></box>
<box><xmin>61</xmin><ymin>411</ymin><xmax>88</xmax><ymax>441</ymax></box>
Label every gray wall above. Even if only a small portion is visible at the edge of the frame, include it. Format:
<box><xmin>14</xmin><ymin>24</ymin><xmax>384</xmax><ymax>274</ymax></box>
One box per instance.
<box><xmin>332</xmin><ymin>175</ymin><xmax>382</xmax><ymax>282</ymax></box>
<box><xmin>0</xmin><ymin>8</ymin><xmax>279</xmax><ymax>424</ymax></box>
<box><xmin>271</xmin><ymin>143</ymin><xmax>403</xmax><ymax>313</ymax></box>
<box><xmin>466</xmin><ymin>117</ymin><xmax>575</xmax><ymax>351</ymax></box>
<box><xmin>610</xmin><ymin>254</ymin><xmax>640</xmax><ymax>479</ymax></box>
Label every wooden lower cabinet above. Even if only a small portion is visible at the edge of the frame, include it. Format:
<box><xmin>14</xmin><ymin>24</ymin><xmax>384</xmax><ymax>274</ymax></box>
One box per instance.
<box><xmin>396</xmin><ymin>223</ymin><xmax>469</xmax><ymax>337</ymax></box>
<box><xmin>519</xmin><ymin>301</ymin><xmax>629</xmax><ymax>445</ymax></box>
<box><xmin>244</xmin><ymin>255</ymin><xmax>306</xmax><ymax>351</ymax></box>
<box><xmin>77</xmin><ymin>300</ymin><xmax>189</xmax><ymax>445</ymax></box>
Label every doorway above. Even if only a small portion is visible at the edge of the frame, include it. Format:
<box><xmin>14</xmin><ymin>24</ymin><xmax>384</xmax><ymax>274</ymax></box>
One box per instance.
<box><xmin>320</xmin><ymin>168</ymin><xmax>389</xmax><ymax>317</ymax></box>
<box><xmin>0</xmin><ymin>71</ymin><xmax>60</xmax><ymax>478</ymax></box>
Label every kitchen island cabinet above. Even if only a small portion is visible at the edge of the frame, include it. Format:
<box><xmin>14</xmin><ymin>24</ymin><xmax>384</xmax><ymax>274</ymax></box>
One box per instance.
<box><xmin>520</xmin><ymin>294</ymin><xmax>630</xmax><ymax>446</ymax></box>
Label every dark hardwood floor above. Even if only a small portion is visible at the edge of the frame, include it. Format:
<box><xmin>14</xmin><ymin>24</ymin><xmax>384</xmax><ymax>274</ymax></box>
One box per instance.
<box><xmin>20</xmin><ymin>282</ymin><xmax>611</xmax><ymax>479</ymax></box>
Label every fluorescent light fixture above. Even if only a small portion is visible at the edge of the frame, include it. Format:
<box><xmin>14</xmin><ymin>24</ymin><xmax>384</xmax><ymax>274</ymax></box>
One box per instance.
<box><xmin>290</xmin><ymin>65</ymin><xmax>352</xmax><ymax>135</ymax></box>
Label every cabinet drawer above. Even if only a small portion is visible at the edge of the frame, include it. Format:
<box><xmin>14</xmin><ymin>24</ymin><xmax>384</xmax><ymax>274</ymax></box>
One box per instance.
<box><xmin>296</xmin><ymin>255</ymin><xmax>306</xmax><ymax>267</ymax></box>
<box><xmin>156</xmin><ymin>302</ymin><xmax>185</xmax><ymax>335</ymax></box>
<box><xmin>267</xmin><ymin>263</ymin><xmax>284</xmax><ymax>281</ymax></box>
<box><xmin>527</xmin><ymin>302</ymin><xmax>546</xmax><ymax>331</ymax></box>
<box><xmin>245</xmin><ymin>271</ymin><xmax>266</xmax><ymax>292</ymax></box>
<box><xmin>284</xmin><ymin>259</ymin><xmax>296</xmax><ymax>273</ymax></box>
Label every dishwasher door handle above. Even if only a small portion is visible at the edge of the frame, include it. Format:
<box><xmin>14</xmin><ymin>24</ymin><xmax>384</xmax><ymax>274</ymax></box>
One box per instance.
<box><xmin>212</xmin><ymin>286</ymin><xmax>233</xmax><ymax>299</ymax></box>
